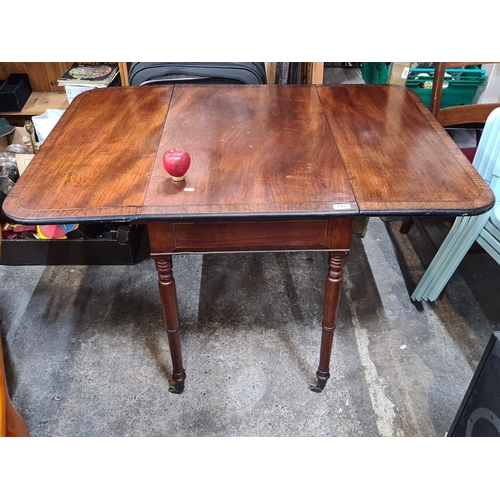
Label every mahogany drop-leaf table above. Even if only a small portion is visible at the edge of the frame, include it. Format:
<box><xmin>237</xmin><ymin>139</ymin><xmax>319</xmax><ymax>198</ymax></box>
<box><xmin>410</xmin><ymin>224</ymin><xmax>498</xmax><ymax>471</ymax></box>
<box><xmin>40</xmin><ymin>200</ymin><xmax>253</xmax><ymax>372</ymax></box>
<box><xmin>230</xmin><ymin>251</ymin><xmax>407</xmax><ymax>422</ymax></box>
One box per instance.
<box><xmin>3</xmin><ymin>84</ymin><xmax>494</xmax><ymax>394</ymax></box>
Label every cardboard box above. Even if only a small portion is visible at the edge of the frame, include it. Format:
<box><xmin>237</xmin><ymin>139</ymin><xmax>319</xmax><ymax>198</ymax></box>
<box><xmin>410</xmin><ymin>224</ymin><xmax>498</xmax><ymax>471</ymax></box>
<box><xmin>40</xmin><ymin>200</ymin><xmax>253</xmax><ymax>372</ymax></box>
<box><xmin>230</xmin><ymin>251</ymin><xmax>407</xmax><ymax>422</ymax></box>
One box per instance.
<box><xmin>0</xmin><ymin>126</ymin><xmax>31</xmax><ymax>153</ymax></box>
<box><xmin>388</xmin><ymin>62</ymin><xmax>412</xmax><ymax>87</ymax></box>
<box><xmin>0</xmin><ymin>127</ymin><xmax>32</xmax><ymax>208</ymax></box>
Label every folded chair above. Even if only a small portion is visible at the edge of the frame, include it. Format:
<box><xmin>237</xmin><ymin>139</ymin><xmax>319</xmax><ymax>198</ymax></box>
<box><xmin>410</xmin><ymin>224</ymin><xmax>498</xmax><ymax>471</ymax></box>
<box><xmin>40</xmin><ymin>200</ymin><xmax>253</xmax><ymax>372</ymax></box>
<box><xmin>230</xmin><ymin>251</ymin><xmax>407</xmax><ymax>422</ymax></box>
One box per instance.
<box><xmin>411</xmin><ymin>107</ymin><xmax>500</xmax><ymax>302</ymax></box>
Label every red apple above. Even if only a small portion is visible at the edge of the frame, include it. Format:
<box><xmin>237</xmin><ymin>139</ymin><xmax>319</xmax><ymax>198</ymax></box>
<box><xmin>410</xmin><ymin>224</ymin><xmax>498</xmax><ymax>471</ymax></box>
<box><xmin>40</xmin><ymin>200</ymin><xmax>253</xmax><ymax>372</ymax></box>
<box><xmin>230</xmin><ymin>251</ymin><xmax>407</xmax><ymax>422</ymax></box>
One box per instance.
<box><xmin>162</xmin><ymin>148</ymin><xmax>191</xmax><ymax>181</ymax></box>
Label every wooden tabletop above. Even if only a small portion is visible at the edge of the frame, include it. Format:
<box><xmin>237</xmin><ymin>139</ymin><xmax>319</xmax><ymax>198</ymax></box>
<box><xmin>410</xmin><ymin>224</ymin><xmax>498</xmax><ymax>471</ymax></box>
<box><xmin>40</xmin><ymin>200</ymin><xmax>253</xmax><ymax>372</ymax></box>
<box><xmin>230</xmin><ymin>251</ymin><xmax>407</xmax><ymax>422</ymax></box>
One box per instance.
<box><xmin>2</xmin><ymin>84</ymin><xmax>494</xmax><ymax>225</ymax></box>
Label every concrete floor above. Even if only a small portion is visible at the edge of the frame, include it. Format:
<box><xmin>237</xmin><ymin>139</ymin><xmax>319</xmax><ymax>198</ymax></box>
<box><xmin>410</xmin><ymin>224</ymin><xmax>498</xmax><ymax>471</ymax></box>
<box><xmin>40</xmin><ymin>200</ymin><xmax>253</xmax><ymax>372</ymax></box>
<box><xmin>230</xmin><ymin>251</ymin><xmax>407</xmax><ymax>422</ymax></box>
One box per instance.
<box><xmin>2</xmin><ymin>216</ymin><xmax>499</xmax><ymax>437</ymax></box>
<box><xmin>2</xmin><ymin>66</ymin><xmax>499</xmax><ymax>437</ymax></box>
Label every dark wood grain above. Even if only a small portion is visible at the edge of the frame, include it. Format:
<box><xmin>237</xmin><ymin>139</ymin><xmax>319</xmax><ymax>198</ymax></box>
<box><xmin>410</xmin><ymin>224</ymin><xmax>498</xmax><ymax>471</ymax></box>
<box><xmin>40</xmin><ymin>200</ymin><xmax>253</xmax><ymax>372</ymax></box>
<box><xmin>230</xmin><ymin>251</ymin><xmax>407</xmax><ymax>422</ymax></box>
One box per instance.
<box><xmin>3</xmin><ymin>86</ymin><xmax>174</xmax><ymax>224</ymax></box>
<box><xmin>148</xmin><ymin>218</ymin><xmax>353</xmax><ymax>254</ymax></box>
<box><xmin>315</xmin><ymin>251</ymin><xmax>348</xmax><ymax>391</ymax></box>
<box><xmin>143</xmin><ymin>85</ymin><xmax>357</xmax><ymax>219</ymax></box>
<box><xmin>402</xmin><ymin>63</ymin><xmax>499</xmax><ymax>277</ymax></box>
<box><xmin>317</xmin><ymin>84</ymin><xmax>494</xmax><ymax>215</ymax></box>
<box><xmin>3</xmin><ymin>84</ymin><xmax>494</xmax><ymax>225</ymax></box>
<box><xmin>154</xmin><ymin>256</ymin><xmax>185</xmax><ymax>393</ymax></box>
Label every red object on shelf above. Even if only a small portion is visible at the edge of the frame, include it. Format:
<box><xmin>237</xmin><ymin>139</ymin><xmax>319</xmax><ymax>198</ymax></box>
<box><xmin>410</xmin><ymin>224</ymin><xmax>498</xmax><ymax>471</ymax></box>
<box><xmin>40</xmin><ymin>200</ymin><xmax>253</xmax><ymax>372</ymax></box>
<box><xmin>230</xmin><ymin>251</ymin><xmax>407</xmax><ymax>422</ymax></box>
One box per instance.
<box><xmin>162</xmin><ymin>148</ymin><xmax>191</xmax><ymax>181</ymax></box>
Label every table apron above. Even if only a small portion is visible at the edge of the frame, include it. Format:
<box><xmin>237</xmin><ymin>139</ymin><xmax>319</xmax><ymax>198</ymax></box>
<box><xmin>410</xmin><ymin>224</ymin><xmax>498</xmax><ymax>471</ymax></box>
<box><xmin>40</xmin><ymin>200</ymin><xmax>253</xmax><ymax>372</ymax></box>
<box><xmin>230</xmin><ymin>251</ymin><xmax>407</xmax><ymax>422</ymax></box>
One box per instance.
<box><xmin>147</xmin><ymin>218</ymin><xmax>354</xmax><ymax>255</ymax></box>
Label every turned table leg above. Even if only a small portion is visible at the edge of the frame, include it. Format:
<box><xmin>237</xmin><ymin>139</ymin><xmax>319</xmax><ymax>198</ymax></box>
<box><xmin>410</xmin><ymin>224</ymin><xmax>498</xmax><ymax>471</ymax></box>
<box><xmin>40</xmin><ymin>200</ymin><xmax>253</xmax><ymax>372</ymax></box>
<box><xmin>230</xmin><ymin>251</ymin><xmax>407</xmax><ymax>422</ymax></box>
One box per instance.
<box><xmin>311</xmin><ymin>251</ymin><xmax>348</xmax><ymax>393</ymax></box>
<box><xmin>154</xmin><ymin>256</ymin><xmax>186</xmax><ymax>394</ymax></box>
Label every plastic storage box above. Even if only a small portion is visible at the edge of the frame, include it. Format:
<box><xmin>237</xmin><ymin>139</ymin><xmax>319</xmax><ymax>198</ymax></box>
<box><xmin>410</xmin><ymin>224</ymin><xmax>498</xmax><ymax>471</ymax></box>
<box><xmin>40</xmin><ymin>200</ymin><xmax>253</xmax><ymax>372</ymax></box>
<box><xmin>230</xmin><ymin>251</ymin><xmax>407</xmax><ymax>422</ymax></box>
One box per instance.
<box><xmin>406</xmin><ymin>67</ymin><xmax>487</xmax><ymax>108</ymax></box>
<box><xmin>0</xmin><ymin>223</ymin><xmax>144</xmax><ymax>266</ymax></box>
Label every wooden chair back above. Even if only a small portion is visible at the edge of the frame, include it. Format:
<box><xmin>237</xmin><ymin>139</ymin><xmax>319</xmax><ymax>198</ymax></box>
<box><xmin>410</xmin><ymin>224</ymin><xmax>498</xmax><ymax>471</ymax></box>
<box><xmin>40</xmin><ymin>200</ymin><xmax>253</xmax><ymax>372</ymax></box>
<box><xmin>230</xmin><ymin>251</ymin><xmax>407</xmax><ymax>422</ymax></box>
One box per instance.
<box><xmin>430</xmin><ymin>62</ymin><xmax>500</xmax><ymax>127</ymax></box>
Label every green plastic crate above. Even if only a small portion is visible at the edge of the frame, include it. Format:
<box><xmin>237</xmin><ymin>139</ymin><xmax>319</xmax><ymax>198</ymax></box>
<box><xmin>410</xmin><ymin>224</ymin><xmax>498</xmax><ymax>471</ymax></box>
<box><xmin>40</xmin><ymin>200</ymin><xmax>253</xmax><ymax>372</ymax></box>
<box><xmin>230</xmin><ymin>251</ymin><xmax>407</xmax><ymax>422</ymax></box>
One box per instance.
<box><xmin>406</xmin><ymin>67</ymin><xmax>487</xmax><ymax>109</ymax></box>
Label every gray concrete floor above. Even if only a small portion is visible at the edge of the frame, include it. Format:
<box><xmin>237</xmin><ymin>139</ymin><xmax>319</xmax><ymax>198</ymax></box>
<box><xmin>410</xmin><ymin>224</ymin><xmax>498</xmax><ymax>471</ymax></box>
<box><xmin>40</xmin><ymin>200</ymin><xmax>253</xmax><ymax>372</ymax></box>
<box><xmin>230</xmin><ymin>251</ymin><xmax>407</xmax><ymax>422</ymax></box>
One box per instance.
<box><xmin>2</xmin><ymin>216</ymin><xmax>499</xmax><ymax>437</ymax></box>
<box><xmin>1</xmin><ymin>66</ymin><xmax>499</xmax><ymax>437</ymax></box>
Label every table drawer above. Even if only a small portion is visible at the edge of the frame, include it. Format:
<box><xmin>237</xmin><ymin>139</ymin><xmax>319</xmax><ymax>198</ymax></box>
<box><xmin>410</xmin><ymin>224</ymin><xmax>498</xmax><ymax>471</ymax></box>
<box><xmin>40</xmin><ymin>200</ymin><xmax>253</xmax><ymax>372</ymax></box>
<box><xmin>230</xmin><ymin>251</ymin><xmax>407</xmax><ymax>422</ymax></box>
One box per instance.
<box><xmin>148</xmin><ymin>218</ymin><xmax>353</xmax><ymax>254</ymax></box>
